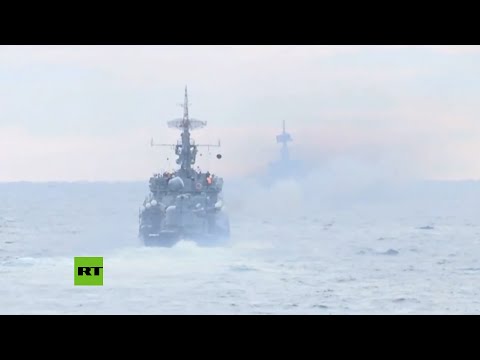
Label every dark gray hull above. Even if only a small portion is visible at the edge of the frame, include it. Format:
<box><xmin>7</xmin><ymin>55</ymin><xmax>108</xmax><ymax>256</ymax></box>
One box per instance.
<box><xmin>139</xmin><ymin>203</ymin><xmax>230</xmax><ymax>248</ymax></box>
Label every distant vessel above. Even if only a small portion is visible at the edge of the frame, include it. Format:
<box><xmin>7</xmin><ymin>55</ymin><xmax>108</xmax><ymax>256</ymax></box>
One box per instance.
<box><xmin>138</xmin><ymin>87</ymin><xmax>230</xmax><ymax>247</ymax></box>
<box><xmin>263</xmin><ymin>121</ymin><xmax>305</xmax><ymax>183</ymax></box>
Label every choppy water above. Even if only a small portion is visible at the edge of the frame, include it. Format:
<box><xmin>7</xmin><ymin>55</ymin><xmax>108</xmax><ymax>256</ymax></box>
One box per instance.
<box><xmin>1</xmin><ymin>181</ymin><xmax>480</xmax><ymax>314</ymax></box>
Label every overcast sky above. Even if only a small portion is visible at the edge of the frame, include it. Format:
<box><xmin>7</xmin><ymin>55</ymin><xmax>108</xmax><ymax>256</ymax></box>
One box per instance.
<box><xmin>1</xmin><ymin>45</ymin><xmax>480</xmax><ymax>181</ymax></box>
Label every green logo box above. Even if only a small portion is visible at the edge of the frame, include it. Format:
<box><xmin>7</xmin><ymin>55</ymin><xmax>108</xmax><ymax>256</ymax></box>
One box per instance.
<box><xmin>74</xmin><ymin>257</ymin><xmax>103</xmax><ymax>286</ymax></box>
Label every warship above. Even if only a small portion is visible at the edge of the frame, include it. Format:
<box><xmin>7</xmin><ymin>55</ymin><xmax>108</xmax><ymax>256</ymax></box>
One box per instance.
<box><xmin>264</xmin><ymin>121</ymin><xmax>305</xmax><ymax>183</ymax></box>
<box><xmin>138</xmin><ymin>87</ymin><xmax>230</xmax><ymax>247</ymax></box>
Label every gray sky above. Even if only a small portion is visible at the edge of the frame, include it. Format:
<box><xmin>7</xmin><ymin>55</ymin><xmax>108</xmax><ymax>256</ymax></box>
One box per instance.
<box><xmin>1</xmin><ymin>45</ymin><xmax>480</xmax><ymax>181</ymax></box>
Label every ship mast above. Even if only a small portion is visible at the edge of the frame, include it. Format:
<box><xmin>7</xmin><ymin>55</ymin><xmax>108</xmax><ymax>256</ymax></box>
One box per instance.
<box><xmin>276</xmin><ymin>120</ymin><xmax>292</xmax><ymax>162</ymax></box>
<box><xmin>177</xmin><ymin>86</ymin><xmax>196</xmax><ymax>171</ymax></box>
<box><xmin>151</xmin><ymin>86</ymin><xmax>221</xmax><ymax>175</ymax></box>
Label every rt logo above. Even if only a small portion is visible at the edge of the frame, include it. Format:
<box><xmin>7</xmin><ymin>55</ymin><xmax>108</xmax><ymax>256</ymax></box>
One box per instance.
<box><xmin>74</xmin><ymin>257</ymin><xmax>103</xmax><ymax>286</ymax></box>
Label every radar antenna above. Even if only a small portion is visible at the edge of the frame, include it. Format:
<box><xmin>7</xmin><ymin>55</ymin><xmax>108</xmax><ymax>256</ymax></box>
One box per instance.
<box><xmin>167</xmin><ymin>86</ymin><xmax>207</xmax><ymax>131</ymax></box>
